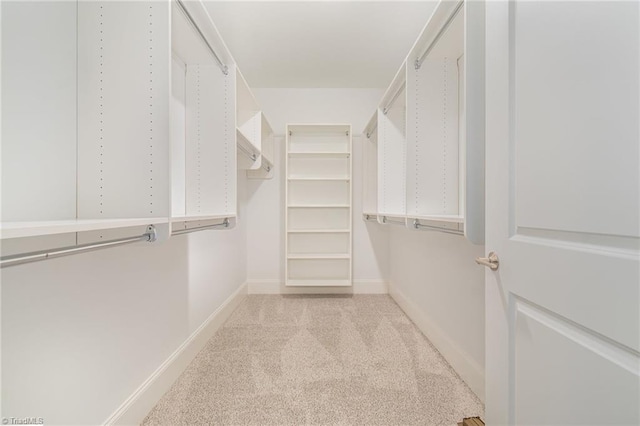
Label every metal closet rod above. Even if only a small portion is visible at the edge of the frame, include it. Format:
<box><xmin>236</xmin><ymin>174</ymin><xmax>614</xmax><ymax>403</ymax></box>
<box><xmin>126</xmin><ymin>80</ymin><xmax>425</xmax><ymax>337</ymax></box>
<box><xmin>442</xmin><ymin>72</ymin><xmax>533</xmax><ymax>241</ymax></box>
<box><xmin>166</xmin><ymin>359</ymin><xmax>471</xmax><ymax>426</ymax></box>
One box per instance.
<box><xmin>412</xmin><ymin>219</ymin><xmax>463</xmax><ymax>236</ymax></box>
<box><xmin>172</xmin><ymin>218</ymin><xmax>230</xmax><ymax>236</ymax></box>
<box><xmin>366</xmin><ymin>123</ymin><xmax>378</xmax><ymax>139</ymax></box>
<box><xmin>382</xmin><ymin>82</ymin><xmax>406</xmax><ymax>115</ymax></box>
<box><xmin>175</xmin><ymin>0</ymin><xmax>229</xmax><ymax>75</ymax></box>
<box><xmin>381</xmin><ymin>216</ymin><xmax>406</xmax><ymax>226</ymax></box>
<box><xmin>414</xmin><ymin>0</ymin><xmax>464</xmax><ymax>70</ymax></box>
<box><xmin>0</xmin><ymin>226</ymin><xmax>157</xmax><ymax>269</ymax></box>
<box><xmin>238</xmin><ymin>144</ymin><xmax>257</xmax><ymax>161</ymax></box>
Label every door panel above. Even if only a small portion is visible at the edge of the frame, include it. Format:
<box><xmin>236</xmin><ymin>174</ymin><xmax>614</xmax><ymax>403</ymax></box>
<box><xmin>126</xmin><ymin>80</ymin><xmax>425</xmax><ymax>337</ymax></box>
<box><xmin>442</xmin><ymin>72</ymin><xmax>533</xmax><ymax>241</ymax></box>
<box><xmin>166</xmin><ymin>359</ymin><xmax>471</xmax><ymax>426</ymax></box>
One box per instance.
<box><xmin>485</xmin><ymin>1</ymin><xmax>640</xmax><ymax>425</ymax></box>
<box><xmin>513</xmin><ymin>1</ymin><xmax>639</xmax><ymax>237</ymax></box>
<box><xmin>514</xmin><ymin>298</ymin><xmax>640</xmax><ymax>425</ymax></box>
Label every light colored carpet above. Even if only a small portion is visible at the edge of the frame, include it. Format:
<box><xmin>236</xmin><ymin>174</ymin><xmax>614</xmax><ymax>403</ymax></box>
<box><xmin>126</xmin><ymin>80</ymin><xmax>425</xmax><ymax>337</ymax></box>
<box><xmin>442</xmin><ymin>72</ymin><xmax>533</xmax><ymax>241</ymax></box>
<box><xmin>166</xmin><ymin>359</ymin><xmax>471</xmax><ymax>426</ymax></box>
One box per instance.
<box><xmin>142</xmin><ymin>295</ymin><xmax>484</xmax><ymax>425</ymax></box>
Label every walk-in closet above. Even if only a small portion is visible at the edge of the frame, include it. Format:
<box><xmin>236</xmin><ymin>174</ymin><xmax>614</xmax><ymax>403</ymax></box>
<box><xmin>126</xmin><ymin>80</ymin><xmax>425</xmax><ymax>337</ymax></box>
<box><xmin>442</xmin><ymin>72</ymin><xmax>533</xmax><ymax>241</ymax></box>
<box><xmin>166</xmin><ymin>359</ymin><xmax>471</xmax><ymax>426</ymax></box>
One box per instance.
<box><xmin>2</xmin><ymin>1</ymin><xmax>638</xmax><ymax>425</ymax></box>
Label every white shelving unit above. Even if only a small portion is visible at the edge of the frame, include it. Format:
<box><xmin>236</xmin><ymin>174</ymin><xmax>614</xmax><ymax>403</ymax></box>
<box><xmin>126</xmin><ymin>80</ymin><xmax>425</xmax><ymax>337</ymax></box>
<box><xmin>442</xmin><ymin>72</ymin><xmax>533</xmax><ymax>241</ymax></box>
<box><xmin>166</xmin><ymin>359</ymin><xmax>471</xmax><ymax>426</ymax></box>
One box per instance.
<box><xmin>1</xmin><ymin>1</ymin><xmax>172</xmax><ymax>256</ymax></box>
<box><xmin>362</xmin><ymin>0</ymin><xmax>485</xmax><ymax>244</ymax></box>
<box><xmin>1</xmin><ymin>0</ymin><xmax>276</xmax><ymax>264</ymax></box>
<box><xmin>169</xmin><ymin>0</ymin><xmax>275</xmax><ymax>234</ymax></box>
<box><xmin>170</xmin><ymin>0</ymin><xmax>237</xmax><ymax>232</ymax></box>
<box><xmin>285</xmin><ymin>124</ymin><xmax>352</xmax><ymax>287</ymax></box>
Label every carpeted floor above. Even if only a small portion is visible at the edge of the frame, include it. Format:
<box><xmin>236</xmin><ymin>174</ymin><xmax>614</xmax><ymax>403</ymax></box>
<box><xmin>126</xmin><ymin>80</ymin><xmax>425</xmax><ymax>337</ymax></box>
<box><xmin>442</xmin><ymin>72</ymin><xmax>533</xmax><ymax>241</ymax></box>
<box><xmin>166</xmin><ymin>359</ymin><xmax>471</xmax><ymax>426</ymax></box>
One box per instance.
<box><xmin>142</xmin><ymin>295</ymin><xmax>484</xmax><ymax>425</ymax></box>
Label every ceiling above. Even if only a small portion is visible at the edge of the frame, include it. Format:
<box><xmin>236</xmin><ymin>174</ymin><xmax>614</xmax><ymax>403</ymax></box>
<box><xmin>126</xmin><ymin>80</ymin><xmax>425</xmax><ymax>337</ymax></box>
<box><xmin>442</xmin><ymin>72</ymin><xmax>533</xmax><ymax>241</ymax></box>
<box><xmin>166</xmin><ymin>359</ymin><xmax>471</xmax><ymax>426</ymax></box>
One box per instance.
<box><xmin>203</xmin><ymin>1</ymin><xmax>438</xmax><ymax>89</ymax></box>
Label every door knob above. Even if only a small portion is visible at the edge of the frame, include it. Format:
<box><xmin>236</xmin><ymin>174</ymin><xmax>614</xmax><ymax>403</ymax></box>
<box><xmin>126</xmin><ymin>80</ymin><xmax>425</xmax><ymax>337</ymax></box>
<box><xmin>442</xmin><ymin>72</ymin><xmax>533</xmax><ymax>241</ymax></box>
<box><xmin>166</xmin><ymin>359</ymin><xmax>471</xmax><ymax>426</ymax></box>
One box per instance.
<box><xmin>476</xmin><ymin>252</ymin><xmax>499</xmax><ymax>270</ymax></box>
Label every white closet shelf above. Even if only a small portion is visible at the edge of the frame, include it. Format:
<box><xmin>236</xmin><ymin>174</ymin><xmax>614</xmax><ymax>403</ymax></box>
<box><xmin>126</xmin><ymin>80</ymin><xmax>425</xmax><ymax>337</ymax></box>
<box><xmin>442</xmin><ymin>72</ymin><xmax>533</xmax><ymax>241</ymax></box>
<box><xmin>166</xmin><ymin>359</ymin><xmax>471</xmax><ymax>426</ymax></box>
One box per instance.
<box><xmin>287</xmin><ymin>152</ymin><xmax>350</xmax><ymax>157</ymax></box>
<box><xmin>287</xmin><ymin>229</ymin><xmax>350</xmax><ymax>234</ymax></box>
<box><xmin>288</xmin><ymin>204</ymin><xmax>350</xmax><ymax>208</ymax></box>
<box><xmin>286</xmin><ymin>279</ymin><xmax>351</xmax><ymax>287</ymax></box>
<box><xmin>287</xmin><ymin>253</ymin><xmax>350</xmax><ymax>260</ymax></box>
<box><xmin>287</xmin><ymin>177</ymin><xmax>350</xmax><ymax>181</ymax></box>
<box><xmin>0</xmin><ymin>218</ymin><xmax>169</xmax><ymax>240</ymax></box>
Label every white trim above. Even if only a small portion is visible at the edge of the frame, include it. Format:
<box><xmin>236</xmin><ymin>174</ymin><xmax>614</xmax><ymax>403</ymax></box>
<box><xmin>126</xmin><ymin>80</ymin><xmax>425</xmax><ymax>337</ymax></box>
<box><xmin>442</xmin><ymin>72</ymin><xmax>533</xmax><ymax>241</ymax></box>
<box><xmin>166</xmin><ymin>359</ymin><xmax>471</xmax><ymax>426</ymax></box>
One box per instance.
<box><xmin>247</xmin><ymin>279</ymin><xmax>388</xmax><ymax>295</ymax></box>
<box><xmin>103</xmin><ymin>282</ymin><xmax>248</xmax><ymax>425</ymax></box>
<box><xmin>388</xmin><ymin>281</ymin><xmax>485</xmax><ymax>402</ymax></box>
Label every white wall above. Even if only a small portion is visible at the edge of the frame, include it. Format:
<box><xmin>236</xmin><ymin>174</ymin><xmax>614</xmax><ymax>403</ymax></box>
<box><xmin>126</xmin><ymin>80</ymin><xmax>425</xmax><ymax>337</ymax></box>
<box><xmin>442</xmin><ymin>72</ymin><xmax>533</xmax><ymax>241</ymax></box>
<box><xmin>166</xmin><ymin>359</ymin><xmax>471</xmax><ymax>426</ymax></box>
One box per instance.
<box><xmin>246</xmin><ymin>88</ymin><xmax>389</xmax><ymax>293</ymax></box>
<box><xmin>0</xmin><ymin>172</ymin><xmax>249</xmax><ymax>425</ymax></box>
<box><xmin>388</xmin><ymin>227</ymin><xmax>485</xmax><ymax>400</ymax></box>
<box><xmin>253</xmin><ymin>88</ymin><xmax>383</xmax><ymax>136</ymax></box>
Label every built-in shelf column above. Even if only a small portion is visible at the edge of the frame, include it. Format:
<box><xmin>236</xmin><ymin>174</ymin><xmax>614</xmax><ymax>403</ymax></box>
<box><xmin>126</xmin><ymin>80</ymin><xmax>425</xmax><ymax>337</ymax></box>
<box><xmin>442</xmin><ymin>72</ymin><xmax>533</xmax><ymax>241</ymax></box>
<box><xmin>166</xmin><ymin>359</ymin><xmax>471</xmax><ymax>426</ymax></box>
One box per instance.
<box><xmin>285</xmin><ymin>124</ymin><xmax>352</xmax><ymax>287</ymax></box>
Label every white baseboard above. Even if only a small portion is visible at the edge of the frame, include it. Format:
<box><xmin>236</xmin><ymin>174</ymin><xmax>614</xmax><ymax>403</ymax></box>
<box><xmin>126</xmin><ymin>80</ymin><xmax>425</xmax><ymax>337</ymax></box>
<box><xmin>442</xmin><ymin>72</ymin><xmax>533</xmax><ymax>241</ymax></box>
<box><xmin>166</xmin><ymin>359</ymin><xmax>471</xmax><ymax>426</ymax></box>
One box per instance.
<box><xmin>103</xmin><ymin>282</ymin><xmax>248</xmax><ymax>425</ymax></box>
<box><xmin>388</xmin><ymin>282</ymin><xmax>485</xmax><ymax>402</ymax></box>
<box><xmin>247</xmin><ymin>279</ymin><xmax>388</xmax><ymax>295</ymax></box>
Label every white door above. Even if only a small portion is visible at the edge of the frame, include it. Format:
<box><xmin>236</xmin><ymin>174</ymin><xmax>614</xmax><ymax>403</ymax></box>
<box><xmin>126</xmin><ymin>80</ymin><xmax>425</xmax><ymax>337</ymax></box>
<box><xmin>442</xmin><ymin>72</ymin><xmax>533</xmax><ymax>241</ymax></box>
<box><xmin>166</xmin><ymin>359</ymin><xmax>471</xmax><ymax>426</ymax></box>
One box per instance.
<box><xmin>484</xmin><ymin>1</ymin><xmax>640</xmax><ymax>425</ymax></box>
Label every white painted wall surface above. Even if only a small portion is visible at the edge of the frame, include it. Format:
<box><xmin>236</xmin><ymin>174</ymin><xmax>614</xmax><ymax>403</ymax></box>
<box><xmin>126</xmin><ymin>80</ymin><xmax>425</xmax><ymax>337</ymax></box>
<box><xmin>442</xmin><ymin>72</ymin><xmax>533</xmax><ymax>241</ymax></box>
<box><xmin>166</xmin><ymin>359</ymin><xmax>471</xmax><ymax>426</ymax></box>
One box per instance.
<box><xmin>247</xmin><ymin>88</ymin><xmax>390</xmax><ymax>292</ymax></box>
<box><xmin>388</xmin><ymin>226</ymin><xmax>486</xmax><ymax>400</ymax></box>
<box><xmin>252</xmin><ymin>88</ymin><xmax>383</xmax><ymax>136</ymax></box>
<box><xmin>0</xmin><ymin>172</ymin><xmax>249</xmax><ymax>425</ymax></box>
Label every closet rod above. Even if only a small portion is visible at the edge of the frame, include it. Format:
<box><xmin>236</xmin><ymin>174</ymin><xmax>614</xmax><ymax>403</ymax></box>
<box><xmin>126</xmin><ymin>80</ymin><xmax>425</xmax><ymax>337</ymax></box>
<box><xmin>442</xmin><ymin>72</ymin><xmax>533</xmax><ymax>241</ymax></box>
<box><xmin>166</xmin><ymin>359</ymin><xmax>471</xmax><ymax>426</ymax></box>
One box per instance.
<box><xmin>175</xmin><ymin>0</ymin><xmax>229</xmax><ymax>75</ymax></box>
<box><xmin>237</xmin><ymin>143</ymin><xmax>257</xmax><ymax>161</ymax></box>
<box><xmin>412</xmin><ymin>219</ymin><xmax>463</xmax><ymax>236</ymax></box>
<box><xmin>364</xmin><ymin>214</ymin><xmax>377</xmax><ymax>221</ymax></box>
<box><xmin>381</xmin><ymin>216</ymin><xmax>406</xmax><ymax>226</ymax></box>
<box><xmin>0</xmin><ymin>225</ymin><xmax>157</xmax><ymax>268</ymax></box>
<box><xmin>366</xmin><ymin>123</ymin><xmax>378</xmax><ymax>139</ymax></box>
<box><xmin>414</xmin><ymin>0</ymin><xmax>464</xmax><ymax>69</ymax></box>
<box><xmin>172</xmin><ymin>218</ymin><xmax>230</xmax><ymax>236</ymax></box>
<box><xmin>382</xmin><ymin>82</ymin><xmax>406</xmax><ymax>115</ymax></box>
